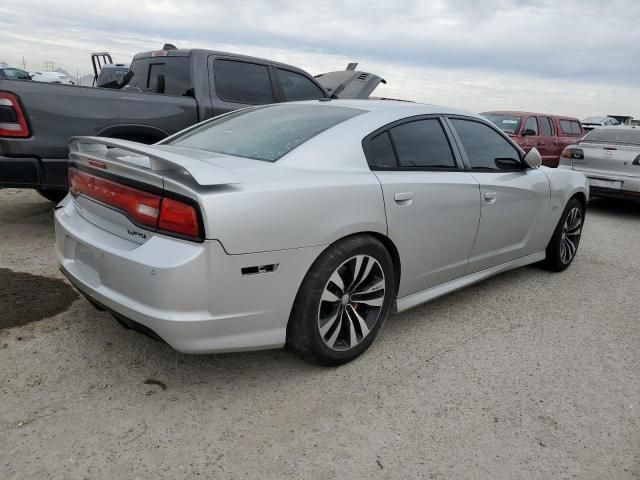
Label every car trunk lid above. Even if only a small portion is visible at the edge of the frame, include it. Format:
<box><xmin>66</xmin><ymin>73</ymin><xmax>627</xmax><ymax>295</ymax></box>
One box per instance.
<box><xmin>315</xmin><ymin>65</ymin><xmax>386</xmax><ymax>99</ymax></box>
<box><xmin>575</xmin><ymin>141</ymin><xmax>640</xmax><ymax>177</ymax></box>
<box><xmin>68</xmin><ymin>136</ymin><xmax>244</xmax><ymax>243</ymax></box>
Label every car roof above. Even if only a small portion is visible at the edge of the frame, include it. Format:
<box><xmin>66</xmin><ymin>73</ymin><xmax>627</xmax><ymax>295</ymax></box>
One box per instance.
<box><xmin>133</xmin><ymin>48</ymin><xmax>313</xmax><ymax>74</ymax></box>
<box><xmin>483</xmin><ymin>110</ymin><xmax>580</xmax><ymax>121</ymax></box>
<box><xmin>291</xmin><ymin>99</ymin><xmax>484</xmax><ymax>120</ymax></box>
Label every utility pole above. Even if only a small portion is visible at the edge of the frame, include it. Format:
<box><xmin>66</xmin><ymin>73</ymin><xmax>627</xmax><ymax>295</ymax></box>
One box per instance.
<box><xmin>22</xmin><ymin>56</ymin><xmax>27</xmax><ymax>69</ymax></box>
<box><xmin>43</xmin><ymin>60</ymin><xmax>55</xmax><ymax>72</ymax></box>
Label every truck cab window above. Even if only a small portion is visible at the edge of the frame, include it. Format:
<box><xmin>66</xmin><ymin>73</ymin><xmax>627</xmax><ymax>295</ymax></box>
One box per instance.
<box><xmin>214</xmin><ymin>60</ymin><xmax>274</xmax><ymax>104</ymax></box>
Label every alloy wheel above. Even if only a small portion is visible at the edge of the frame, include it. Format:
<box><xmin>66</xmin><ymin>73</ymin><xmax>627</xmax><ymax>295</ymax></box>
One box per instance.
<box><xmin>317</xmin><ymin>255</ymin><xmax>386</xmax><ymax>351</ymax></box>
<box><xmin>560</xmin><ymin>206</ymin><xmax>582</xmax><ymax>264</ymax></box>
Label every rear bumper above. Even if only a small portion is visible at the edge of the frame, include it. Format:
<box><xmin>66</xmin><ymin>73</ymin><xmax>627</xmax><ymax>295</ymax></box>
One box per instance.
<box><xmin>0</xmin><ymin>156</ymin><xmax>68</xmax><ymax>189</ymax></box>
<box><xmin>54</xmin><ymin>197</ymin><xmax>323</xmax><ymax>354</ymax></box>
<box><xmin>581</xmin><ymin>171</ymin><xmax>640</xmax><ymax>200</ymax></box>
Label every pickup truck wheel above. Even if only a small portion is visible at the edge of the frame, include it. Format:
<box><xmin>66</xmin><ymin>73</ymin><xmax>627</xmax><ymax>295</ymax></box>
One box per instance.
<box><xmin>37</xmin><ymin>189</ymin><xmax>67</xmax><ymax>203</ymax></box>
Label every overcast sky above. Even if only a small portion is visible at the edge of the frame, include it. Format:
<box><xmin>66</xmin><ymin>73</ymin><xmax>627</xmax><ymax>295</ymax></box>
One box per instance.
<box><xmin>1</xmin><ymin>0</ymin><xmax>639</xmax><ymax>117</ymax></box>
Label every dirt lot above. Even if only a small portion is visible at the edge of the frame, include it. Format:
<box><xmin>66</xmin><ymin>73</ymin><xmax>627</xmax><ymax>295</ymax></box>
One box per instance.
<box><xmin>0</xmin><ymin>188</ymin><xmax>638</xmax><ymax>480</ymax></box>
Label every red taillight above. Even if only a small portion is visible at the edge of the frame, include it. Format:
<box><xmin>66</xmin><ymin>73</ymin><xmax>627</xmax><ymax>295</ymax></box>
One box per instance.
<box><xmin>0</xmin><ymin>92</ymin><xmax>30</xmax><ymax>138</ymax></box>
<box><xmin>68</xmin><ymin>167</ymin><xmax>202</xmax><ymax>241</ymax></box>
<box><xmin>159</xmin><ymin>198</ymin><xmax>200</xmax><ymax>238</ymax></box>
<box><xmin>561</xmin><ymin>146</ymin><xmax>584</xmax><ymax>160</ymax></box>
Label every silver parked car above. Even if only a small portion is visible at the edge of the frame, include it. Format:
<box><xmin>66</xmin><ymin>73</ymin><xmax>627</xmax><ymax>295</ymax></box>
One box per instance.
<box><xmin>55</xmin><ymin>100</ymin><xmax>589</xmax><ymax>364</ymax></box>
<box><xmin>559</xmin><ymin>126</ymin><xmax>640</xmax><ymax>200</ymax></box>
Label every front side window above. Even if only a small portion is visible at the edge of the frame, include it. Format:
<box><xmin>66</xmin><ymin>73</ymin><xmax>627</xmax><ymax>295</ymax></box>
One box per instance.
<box><xmin>524</xmin><ymin>116</ymin><xmax>539</xmax><ymax>135</ymax></box>
<box><xmin>169</xmin><ymin>104</ymin><xmax>364</xmax><ymax>162</ymax></box>
<box><xmin>277</xmin><ymin>69</ymin><xmax>325</xmax><ymax>101</ymax></box>
<box><xmin>450</xmin><ymin>119</ymin><xmax>522</xmax><ymax>171</ymax></box>
<box><xmin>214</xmin><ymin>60</ymin><xmax>274</xmax><ymax>104</ymax></box>
<box><xmin>388</xmin><ymin>119</ymin><xmax>456</xmax><ymax>168</ymax></box>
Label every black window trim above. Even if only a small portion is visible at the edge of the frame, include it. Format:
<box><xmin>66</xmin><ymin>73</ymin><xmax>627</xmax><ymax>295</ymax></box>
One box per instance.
<box><xmin>443</xmin><ymin>115</ymin><xmax>529</xmax><ymax>172</ymax></box>
<box><xmin>211</xmin><ymin>57</ymin><xmax>279</xmax><ymax>106</ymax></box>
<box><xmin>362</xmin><ymin>114</ymin><xmax>466</xmax><ymax>172</ymax></box>
<box><xmin>274</xmin><ymin>67</ymin><xmax>327</xmax><ymax>102</ymax></box>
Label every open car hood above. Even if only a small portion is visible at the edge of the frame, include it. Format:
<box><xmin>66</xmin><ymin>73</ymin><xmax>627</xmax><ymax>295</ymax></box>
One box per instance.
<box><xmin>315</xmin><ymin>65</ymin><xmax>386</xmax><ymax>99</ymax></box>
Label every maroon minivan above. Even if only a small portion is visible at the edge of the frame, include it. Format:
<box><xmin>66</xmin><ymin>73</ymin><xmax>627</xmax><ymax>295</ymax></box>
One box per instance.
<box><xmin>482</xmin><ymin>111</ymin><xmax>584</xmax><ymax>167</ymax></box>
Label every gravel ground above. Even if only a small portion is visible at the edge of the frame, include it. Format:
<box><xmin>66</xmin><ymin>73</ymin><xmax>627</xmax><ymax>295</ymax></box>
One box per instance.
<box><xmin>0</xmin><ymin>188</ymin><xmax>638</xmax><ymax>480</ymax></box>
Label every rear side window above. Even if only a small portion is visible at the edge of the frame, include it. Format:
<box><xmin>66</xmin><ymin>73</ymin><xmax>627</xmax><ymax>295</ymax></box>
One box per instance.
<box><xmin>277</xmin><ymin>68</ymin><xmax>325</xmax><ymax>101</ymax></box>
<box><xmin>127</xmin><ymin>57</ymin><xmax>193</xmax><ymax>96</ymax></box>
<box><xmin>389</xmin><ymin>119</ymin><xmax>456</xmax><ymax>168</ymax></box>
<box><xmin>571</xmin><ymin>121</ymin><xmax>582</xmax><ymax>135</ymax></box>
<box><xmin>560</xmin><ymin>120</ymin><xmax>582</xmax><ymax>135</ymax></box>
<box><xmin>364</xmin><ymin>131</ymin><xmax>397</xmax><ymax>168</ymax></box>
<box><xmin>450</xmin><ymin>119</ymin><xmax>522</xmax><ymax>171</ymax></box>
<box><xmin>214</xmin><ymin>60</ymin><xmax>274</xmax><ymax>104</ymax></box>
<box><xmin>540</xmin><ymin>116</ymin><xmax>554</xmax><ymax>136</ymax></box>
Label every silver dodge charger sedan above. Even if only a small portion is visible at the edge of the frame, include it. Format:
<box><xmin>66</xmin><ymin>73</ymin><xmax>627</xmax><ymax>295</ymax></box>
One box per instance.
<box><xmin>55</xmin><ymin>100</ymin><xmax>589</xmax><ymax>365</ymax></box>
<box><xmin>559</xmin><ymin>126</ymin><xmax>640</xmax><ymax>200</ymax></box>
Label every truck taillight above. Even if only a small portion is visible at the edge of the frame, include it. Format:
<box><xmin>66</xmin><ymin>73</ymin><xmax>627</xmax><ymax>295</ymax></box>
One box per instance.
<box><xmin>0</xmin><ymin>92</ymin><xmax>30</xmax><ymax>138</ymax></box>
<box><xmin>68</xmin><ymin>167</ymin><xmax>203</xmax><ymax>242</ymax></box>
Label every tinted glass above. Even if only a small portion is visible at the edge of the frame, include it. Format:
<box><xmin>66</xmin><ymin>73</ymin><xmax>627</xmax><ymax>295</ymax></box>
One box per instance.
<box><xmin>483</xmin><ymin>114</ymin><xmax>522</xmax><ymax>134</ymax></box>
<box><xmin>451</xmin><ymin>119</ymin><xmax>522</xmax><ymax>170</ymax></box>
<box><xmin>570</xmin><ymin>121</ymin><xmax>582</xmax><ymax>135</ymax></box>
<box><xmin>277</xmin><ymin>68</ymin><xmax>324</xmax><ymax>101</ymax></box>
<box><xmin>583</xmin><ymin>128</ymin><xmax>640</xmax><ymax>145</ymax></box>
<box><xmin>3</xmin><ymin>68</ymin><xmax>30</xmax><ymax>79</ymax></box>
<box><xmin>364</xmin><ymin>131</ymin><xmax>397</xmax><ymax>168</ymax></box>
<box><xmin>524</xmin><ymin>116</ymin><xmax>539</xmax><ymax>135</ymax></box>
<box><xmin>540</xmin><ymin>116</ymin><xmax>553</xmax><ymax>136</ymax></box>
<box><xmin>560</xmin><ymin>120</ymin><xmax>574</xmax><ymax>135</ymax></box>
<box><xmin>169</xmin><ymin>104</ymin><xmax>364</xmax><ymax>162</ymax></box>
<box><xmin>214</xmin><ymin>60</ymin><xmax>273</xmax><ymax>104</ymax></box>
<box><xmin>388</xmin><ymin>119</ymin><xmax>456</xmax><ymax>168</ymax></box>
<box><xmin>127</xmin><ymin>57</ymin><xmax>192</xmax><ymax>96</ymax></box>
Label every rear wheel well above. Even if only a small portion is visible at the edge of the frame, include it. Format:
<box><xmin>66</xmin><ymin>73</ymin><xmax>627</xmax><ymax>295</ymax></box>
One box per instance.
<box><xmin>323</xmin><ymin>232</ymin><xmax>401</xmax><ymax>299</ymax></box>
<box><xmin>570</xmin><ymin>192</ymin><xmax>587</xmax><ymax>211</ymax></box>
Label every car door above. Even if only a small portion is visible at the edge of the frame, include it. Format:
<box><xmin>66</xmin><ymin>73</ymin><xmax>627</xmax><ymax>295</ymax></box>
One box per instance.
<box><xmin>363</xmin><ymin>116</ymin><xmax>481</xmax><ymax>297</ymax></box>
<box><xmin>446</xmin><ymin>117</ymin><xmax>550</xmax><ymax>273</ymax></box>
<box><xmin>520</xmin><ymin>115</ymin><xmax>543</xmax><ymax>153</ymax></box>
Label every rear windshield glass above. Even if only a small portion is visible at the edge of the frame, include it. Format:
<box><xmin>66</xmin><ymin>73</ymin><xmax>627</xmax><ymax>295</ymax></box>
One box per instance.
<box><xmin>482</xmin><ymin>114</ymin><xmax>522</xmax><ymax>134</ymax></box>
<box><xmin>583</xmin><ymin>128</ymin><xmax>640</xmax><ymax>145</ymax></box>
<box><xmin>168</xmin><ymin>104</ymin><xmax>365</xmax><ymax>162</ymax></box>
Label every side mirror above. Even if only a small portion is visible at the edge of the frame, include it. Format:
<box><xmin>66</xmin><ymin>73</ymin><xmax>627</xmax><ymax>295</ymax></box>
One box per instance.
<box><xmin>522</xmin><ymin>128</ymin><xmax>537</xmax><ymax>136</ymax></box>
<box><xmin>523</xmin><ymin>147</ymin><xmax>542</xmax><ymax>169</ymax></box>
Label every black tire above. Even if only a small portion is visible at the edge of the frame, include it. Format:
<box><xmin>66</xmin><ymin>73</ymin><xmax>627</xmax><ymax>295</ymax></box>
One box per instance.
<box><xmin>542</xmin><ymin>197</ymin><xmax>584</xmax><ymax>271</ymax></box>
<box><xmin>287</xmin><ymin>235</ymin><xmax>395</xmax><ymax>366</ymax></box>
<box><xmin>37</xmin><ymin>189</ymin><xmax>67</xmax><ymax>203</ymax></box>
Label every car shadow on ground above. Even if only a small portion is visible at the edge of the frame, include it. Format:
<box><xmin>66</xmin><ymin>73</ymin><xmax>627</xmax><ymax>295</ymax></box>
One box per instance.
<box><xmin>588</xmin><ymin>196</ymin><xmax>640</xmax><ymax>218</ymax></box>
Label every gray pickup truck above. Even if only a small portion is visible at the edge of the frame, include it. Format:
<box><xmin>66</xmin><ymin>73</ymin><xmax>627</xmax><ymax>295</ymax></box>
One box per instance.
<box><xmin>0</xmin><ymin>48</ymin><xmax>383</xmax><ymax>201</ymax></box>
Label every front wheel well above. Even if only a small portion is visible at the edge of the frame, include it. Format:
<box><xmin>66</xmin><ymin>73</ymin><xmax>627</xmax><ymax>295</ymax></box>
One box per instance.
<box><xmin>570</xmin><ymin>192</ymin><xmax>588</xmax><ymax>211</ymax></box>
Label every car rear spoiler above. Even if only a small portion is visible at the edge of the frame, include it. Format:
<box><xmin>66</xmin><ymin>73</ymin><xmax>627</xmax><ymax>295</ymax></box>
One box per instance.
<box><xmin>69</xmin><ymin>136</ymin><xmax>243</xmax><ymax>187</ymax></box>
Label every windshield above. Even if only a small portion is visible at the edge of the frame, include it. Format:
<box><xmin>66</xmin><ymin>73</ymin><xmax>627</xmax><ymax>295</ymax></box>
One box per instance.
<box><xmin>483</xmin><ymin>114</ymin><xmax>523</xmax><ymax>134</ymax></box>
<box><xmin>583</xmin><ymin>128</ymin><xmax>640</xmax><ymax>145</ymax></box>
<box><xmin>168</xmin><ymin>104</ymin><xmax>365</xmax><ymax>162</ymax></box>
<box><xmin>582</xmin><ymin>116</ymin><xmax>607</xmax><ymax>124</ymax></box>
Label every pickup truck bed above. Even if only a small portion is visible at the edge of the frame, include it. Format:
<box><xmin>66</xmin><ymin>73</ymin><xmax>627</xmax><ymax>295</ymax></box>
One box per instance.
<box><xmin>0</xmin><ymin>80</ymin><xmax>197</xmax><ymax>192</ymax></box>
